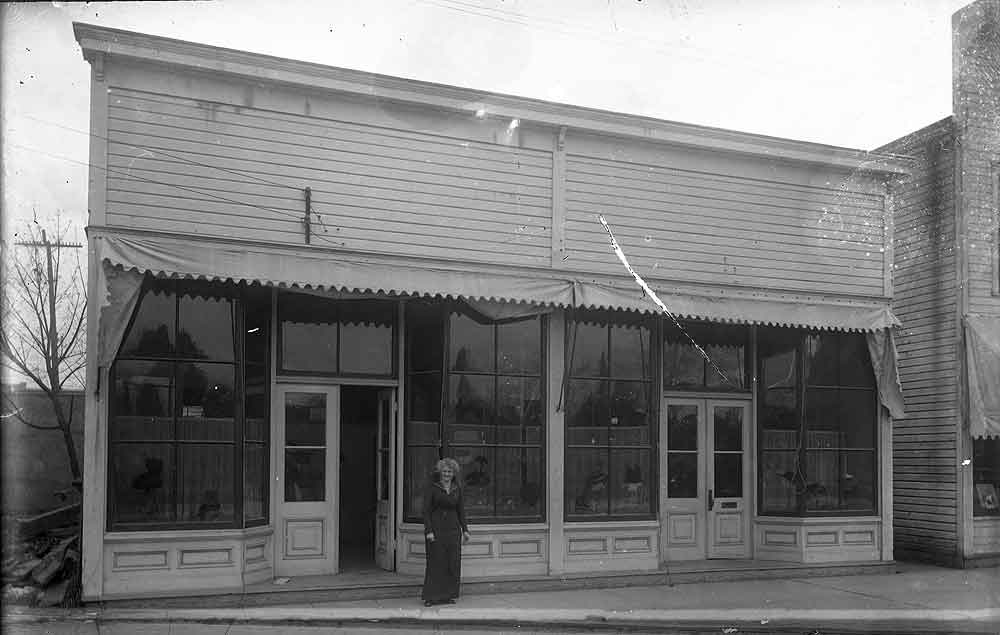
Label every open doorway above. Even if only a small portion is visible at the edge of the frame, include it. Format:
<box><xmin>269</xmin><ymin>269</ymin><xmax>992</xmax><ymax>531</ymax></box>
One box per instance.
<box><xmin>339</xmin><ymin>386</ymin><xmax>380</xmax><ymax>572</ymax></box>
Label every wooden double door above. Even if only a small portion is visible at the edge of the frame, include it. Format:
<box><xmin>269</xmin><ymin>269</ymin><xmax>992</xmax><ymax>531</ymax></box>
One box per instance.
<box><xmin>662</xmin><ymin>398</ymin><xmax>752</xmax><ymax>561</ymax></box>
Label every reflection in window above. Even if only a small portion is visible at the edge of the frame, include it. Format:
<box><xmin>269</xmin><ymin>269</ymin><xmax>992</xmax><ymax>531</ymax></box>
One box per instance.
<box><xmin>566</xmin><ymin>310</ymin><xmax>655</xmax><ymax>520</ymax></box>
<box><xmin>403</xmin><ymin>301</ymin><xmax>544</xmax><ymax>523</ymax></box>
<box><xmin>758</xmin><ymin>328</ymin><xmax>877</xmax><ymax>516</ymax></box>
<box><xmin>108</xmin><ymin>277</ymin><xmax>271</xmax><ymax>530</ymax></box>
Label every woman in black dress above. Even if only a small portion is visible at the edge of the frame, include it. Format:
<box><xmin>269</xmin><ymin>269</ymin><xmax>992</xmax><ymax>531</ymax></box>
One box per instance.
<box><xmin>421</xmin><ymin>457</ymin><xmax>471</xmax><ymax>606</ymax></box>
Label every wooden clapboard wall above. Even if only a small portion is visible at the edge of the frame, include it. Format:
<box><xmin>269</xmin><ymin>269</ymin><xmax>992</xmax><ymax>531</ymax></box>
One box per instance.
<box><xmin>98</xmin><ymin>59</ymin><xmax>894</xmax><ymax>302</ymax></box>
<box><xmin>881</xmin><ymin>119</ymin><xmax>961</xmax><ymax>565</ymax></box>
<box><xmin>562</xmin><ymin>133</ymin><xmax>890</xmax><ymax>297</ymax></box>
<box><xmin>104</xmin><ymin>85</ymin><xmax>553</xmax><ymax>268</ymax></box>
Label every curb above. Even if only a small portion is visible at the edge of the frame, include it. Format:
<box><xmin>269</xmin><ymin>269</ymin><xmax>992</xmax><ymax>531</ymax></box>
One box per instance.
<box><xmin>5</xmin><ymin>607</ymin><xmax>1000</xmax><ymax>634</ymax></box>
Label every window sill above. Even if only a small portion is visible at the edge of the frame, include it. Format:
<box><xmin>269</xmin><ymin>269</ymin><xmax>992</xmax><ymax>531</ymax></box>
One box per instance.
<box><xmin>565</xmin><ymin>519</ymin><xmax>659</xmax><ymax>530</ymax></box>
<box><xmin>400</xmin><ymin>522</ymin><xmax>547</xmax><ymax>532</ymax></box>
<box><xmin>754</xmin><ymin>516</ymin><xmax>880</xmax><ymax>524</ymax></box>
<box><xmin>105</xmin><ymin>525</ymin><xmax>273</xmax><ymax>543</ymax></box>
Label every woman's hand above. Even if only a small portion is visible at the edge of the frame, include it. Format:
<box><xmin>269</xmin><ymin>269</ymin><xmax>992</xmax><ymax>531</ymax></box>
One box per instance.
<box><xmin>426</xmin><ymin>532</ymin><xmax>435</xmax><ymax>542</ymax></box>
<box><xmin>462</xmin><ymin>530</ymin><xmax>471</xmax><ymax>544</ymax></box>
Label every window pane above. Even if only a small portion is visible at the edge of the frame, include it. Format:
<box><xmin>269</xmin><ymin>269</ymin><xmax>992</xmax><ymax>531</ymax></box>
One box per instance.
<box><xmin>840</xmin><ymin>450</ymin><xmax>876</xmax><ymax>513</ymax></box>
<box><xmin>566</xmin><ymin>448</ymin><xmax>609</xmax><ymax>516</ymax></box>
<box><xmin>760</xmin><ymin>450</ymin><xmax>799</xmax><ymax>513</ymax></box>
<box><xmin>610</xmin><ymin>449</ymin><xmax>652</xmax><ymax>514</ymax></box>
<box><xmin>804</xmin><ymin>450</ymin><xmax>840</xmax><ymax>511</ymax></box>
<box><xmin>111</xmin><ymin>360</ymin><xmax>174</xmax><ymax>441</ymax></box>
<box><xmin>714</xmin><ymin>453</ymin><xmax>742</xmax><ymax>498</ymax></box>
<box><xmin>839</xmin><ymin>334</ymin><xmax>875</xmax><ymax>388</ymax></box>
<box><xmin>339</xmin><ymin>300</ymin><xmax>394</xmax><ymax>375</ymax></box>
<box><xmin>760</xmin><ymin>329</ymin><xmax>798</xmax><ymax>388</ymax></box>
<box><xmin>406</xmin><ymin>301</ymin><xmax>443</xmax><ymax>372</ymax></box>
<box><xmin>279</xmin><ymin>293</ymin><xmax>338</xmax><ymax>373</ymax></box>
<box><xmin>245</xmin><ymin>363</ymin><xmax>268</xmax><ymax>442</ymax></box>
<box><xmin>447</xmin><ymin>375</ymin><xmax>494</xmax><ymax>443</ymax></box>
<box><xmin>454</xmin><ymin>447</ymin><xmax>494</xmax><ymax>519</ymax></box>
<box><xmin>110</xmin><ymin>444</ymin><xmax>174</xmax><ymax>524</ymax></box>
<box><xmin>611</xmin><ymin>380</ymin><xmax>650</xmax><ymax>431</ymax></box>
<box><xmin>667</xmin><ymin>452</ymin><xmax>697</xmax><ymax>498</ymax></box>
<box><xmin>566</xmin><ymin>379</ymin><xmax>609</xmax><ymax>429</ymax></box>
<box><xmin>804</xmin><ymin>333</ymin><xmax>838</xmax><ymax>386</ymax></box>
<box><xmin>840</xmin><ymin>389</ymin><xmax>876</xmax><ymax>448</ymax></box>
<box><xmin>498</xmin><ymin>318</ymin><xmax>541</xmax><ymax>374</ymax></box>
<box><xmin>404</xmin><ymin>446</ymin><xmax>439</xmax><ymax>519</ymax></box>
<box><xmin>244</xmin><ymin>442</ymin><xmax>268</xmax><ymax>521</ymax></box>
<box><xmin>178</xmin><ymin>444</ymin><xmax>235</xmax><ymax>523</ymax></box>
<box><xmin>973</xmin><ymin>436</ymin><xmax>1000</xmax><ymax>517</ymax></box>
<box><xmin>570</xmin><ymin>321</ymin><xmax>608</xmax><ymax>377</ymax></box>
<box><xmin>285</xmin><ymin>392</ymin><xmax>326</xmax><ymax>446</ymax></box>
<box><xmin>177</xmin><ymin>363</ymin><xmax>235</xmax><ymax>441</ymax></box>
<box><xmin>450</xmin><ymin>312</ymin><xmax>494</xmax><ymax>372</ymax></box>
<box><xmin>705</xmin><ymin>341</ymin><xmax>747</xmax><ymax>390</ymax></box>
<box><xmin>285</xmin><ymin>448</ymin><xmax>325</xmax><ymax>502</ymax></box>
<box><xmin>610</xmin><ymin>321</ymin><xmax>650</xmax><ymax>380</ymax></box>
<box><xmin>496</xmin><ymin>376</ymin><xmax>542</xmax><ymax>444</ymax></box>
<box><xmin>120</xmin><ymin>284</ymin><xmax>175</xmax><ymax>358</ymax></box>
<box><xmin>494</xmin><ymin>447</ymin><xmax>542</xmax><ymax>518</ymax></box>
<box><xmin>408</xmin><ymin>372</ymin><xmax>441</xmax><ymax>424</ymax></box>
<box><xmin>804</xmin><ymin>387</ymin><xmax>839</xmax><ymax>446</ymax></box>
<box><xmin>667</xmin><ymin>404</ymin><xmax>698</xmax><ymax>451</ymax></box>
<box><xmin>663</xmin><ymin>336</ymin><xmax>704</xmax><ymax>388</ymax></box>
<box><xmin>178</xmin><ymin>285</ymin><xmax>235</xmax><ymax>361</ymax></box>
<box><xmin>713</xmin><ymin>406</ymin><xmax>743</xmax><ymax>451</ymax></box>
<box><xmin>244</xmin><ymin>287</ymin><xmax>271</xmax><ymax>365</ymax></box>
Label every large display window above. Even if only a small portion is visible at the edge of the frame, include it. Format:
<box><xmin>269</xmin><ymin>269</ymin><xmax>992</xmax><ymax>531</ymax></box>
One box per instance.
<box><xmin>758</xmin><ymin>328</ymin><xmax>878</xmax><ymax>516</ymax></box>
<box><xmin>108</xmin><ymin>278</ymin><xmax>270</xmax><ymax>531</ymax></box>
<box><xmin>565</xmin><ymin>310</ymin><xmax>656</xmax><ymax>520</ymax></box>
<box><xmin>403</xmin><ymin>300</ymin><xmax>545</xmax><ymax>523</ymax></box>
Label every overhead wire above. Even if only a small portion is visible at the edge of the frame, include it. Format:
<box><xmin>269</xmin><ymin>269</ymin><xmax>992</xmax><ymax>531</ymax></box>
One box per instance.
<box><xmin>9</xmin><ymin>142</ymin><xmax>351</xmax><ymax>253</ymax></box>
<box><xmin>13</xmin><ymin>114</ymin><xmax>348</xmax><ymax>247</ymax></box>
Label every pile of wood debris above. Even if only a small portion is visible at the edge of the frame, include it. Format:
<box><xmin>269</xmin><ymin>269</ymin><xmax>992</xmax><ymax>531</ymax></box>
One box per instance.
<box><xmin>1</xmin><ymin>504</ymin><xmax>81</xmax><ymax>608</ymax></box>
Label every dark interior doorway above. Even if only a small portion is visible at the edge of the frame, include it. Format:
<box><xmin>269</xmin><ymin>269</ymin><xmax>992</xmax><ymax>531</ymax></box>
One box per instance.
<box><xmin>339</xmin><ymin>386</ymin><xmax>380</xmax><ymax>572</ymax></box>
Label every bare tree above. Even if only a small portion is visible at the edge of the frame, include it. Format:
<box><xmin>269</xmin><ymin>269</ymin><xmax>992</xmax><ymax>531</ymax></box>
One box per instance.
<box><xmin>1</xmin><ymin>218</ymin><xmax>85</xmax><ymax>488</ymax></box>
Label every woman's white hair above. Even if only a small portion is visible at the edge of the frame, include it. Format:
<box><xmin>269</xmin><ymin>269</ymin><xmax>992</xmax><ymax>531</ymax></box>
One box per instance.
<box><xmin>433</xmin><ymin>457</ymin><xmax>461</xmax><ymax>481</ymax></box>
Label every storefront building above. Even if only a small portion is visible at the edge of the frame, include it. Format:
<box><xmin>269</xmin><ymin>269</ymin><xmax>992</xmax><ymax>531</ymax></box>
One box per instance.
<box><xmin>75</xmin><ymin>24</ymin><xmax>911</xmax><ymax>601</ymax></box>
<box><xmin>878</xmin><ymin>0</ymin><xmax>1000</xmax><ymax>568</ymax></box>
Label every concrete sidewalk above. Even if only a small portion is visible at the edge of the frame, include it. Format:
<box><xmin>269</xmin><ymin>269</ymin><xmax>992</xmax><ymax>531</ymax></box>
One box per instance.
<box><xmin>4</xmin><ymin>563</ymin><xmax>999</xmax><ymax>633</ymax></box>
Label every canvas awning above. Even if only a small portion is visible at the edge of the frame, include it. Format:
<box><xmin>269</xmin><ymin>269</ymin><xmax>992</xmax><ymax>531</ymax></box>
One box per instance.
<box><xmin>93</xmin><ymin>232</ymin><xmax>905</xmax><ymax>415</ymax></box>
<box><xmin>966</xmin><ymin>314</ymin><xmax>1000</xmax><ymax>438</ymax></box>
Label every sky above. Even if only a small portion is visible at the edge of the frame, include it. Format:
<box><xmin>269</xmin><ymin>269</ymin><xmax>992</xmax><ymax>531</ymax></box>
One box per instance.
<box><xmin>0</xmin><ymin>0</ymin><xmax>971</xmax><ymax>243</ymax></box>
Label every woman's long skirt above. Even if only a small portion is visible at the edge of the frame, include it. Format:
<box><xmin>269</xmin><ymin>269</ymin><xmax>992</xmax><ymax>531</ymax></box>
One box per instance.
<box><xmin>422</xmin><ymin>536</ymin><xmax>461</xmax><ymax>603</ymax></box>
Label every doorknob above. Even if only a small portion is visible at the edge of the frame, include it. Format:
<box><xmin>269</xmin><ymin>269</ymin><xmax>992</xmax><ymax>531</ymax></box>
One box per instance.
<box><xmin>707</xmin><ymin>488</ymin><xmax>714</xmax><ymax>511</ymax></box>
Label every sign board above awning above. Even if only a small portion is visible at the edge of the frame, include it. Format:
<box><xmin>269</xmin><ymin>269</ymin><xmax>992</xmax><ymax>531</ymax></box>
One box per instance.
<box><xmin>96</xmin><ymin>232</ymin><xmax>899</xmax><ymax>332</ymax></box>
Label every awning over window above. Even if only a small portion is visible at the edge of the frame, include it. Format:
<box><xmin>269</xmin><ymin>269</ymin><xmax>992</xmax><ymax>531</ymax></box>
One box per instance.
<box><xmin>966</xmin><ymin>315</ymin><xmax>1000</xmax><ymax>437</ymax></box>
<box><xmin>96</xmin><ymin>233</ymin><xmax>900</xmax><ymax>331</ymax></box>
<box><xmin>94</xmin><ymin>232</ymin><xmax>905</xmax><ymax>413</ymax></box>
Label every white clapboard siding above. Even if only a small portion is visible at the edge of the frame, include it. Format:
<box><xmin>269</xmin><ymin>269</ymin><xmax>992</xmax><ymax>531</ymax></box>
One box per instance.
<box><xmin>105</xmin><ymin>88</ymin><xmax>553</xmax><ymax>267</ymax></box>
<box><xmin>882</xmin><ymin>122</ymin><xmax>961</xmax><ymax>562</ymax></box>
<box><xmin>563</xmin><ymin>155</ymin><xmax>887</xmax><ymax>296</ymax></box>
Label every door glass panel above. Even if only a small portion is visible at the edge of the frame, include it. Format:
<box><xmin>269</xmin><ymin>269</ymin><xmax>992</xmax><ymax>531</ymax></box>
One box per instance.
<box><xmin>713</xmin><ymin>406</ymin><xmax>742</xmax><ymax>451</ymax></box>
<box><xmin>284</xmin><ymin>392</ymin><xmax>327</xmax><ymax>503</ymax></box>
<box><xmin>667</xmin><ymin>452</ymin><xmax>697</xmax><ymax>498</ymax></box>
<box><xmin>284</xmin><ymin>448</ymin><xmax>325</xmax><ymax>502</ymax></box>
<box><xmin>285</xmin><ymin>393</ymin><xmax>327</xmax><ymax>446</ymax></box>
<box><xmin>667</xmin><ymin>405</ymin><xmax>698</xmax><ymax>450</ymax></box>
<box><xmin>714</xmin><ymin>453</ymin><xmax>743</xmax><ymax>498</ymax></box>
